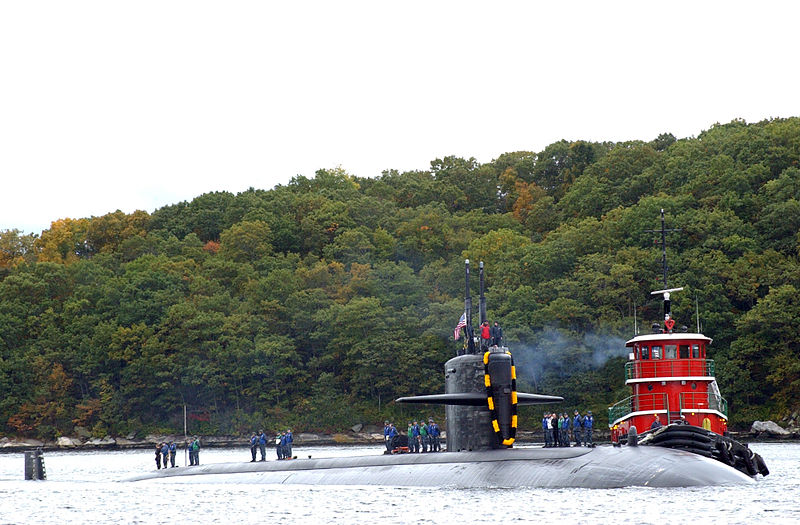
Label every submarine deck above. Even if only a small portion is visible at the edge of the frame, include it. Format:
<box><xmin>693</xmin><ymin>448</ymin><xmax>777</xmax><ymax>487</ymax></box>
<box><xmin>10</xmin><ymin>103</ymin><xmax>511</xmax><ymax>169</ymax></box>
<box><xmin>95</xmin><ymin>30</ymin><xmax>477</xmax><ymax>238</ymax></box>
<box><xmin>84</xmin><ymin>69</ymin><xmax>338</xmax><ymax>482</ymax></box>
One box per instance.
<box><xmin>124</xmin><ymin>445</ymin><xmax>754</xmax><ymax>488</ymax></box>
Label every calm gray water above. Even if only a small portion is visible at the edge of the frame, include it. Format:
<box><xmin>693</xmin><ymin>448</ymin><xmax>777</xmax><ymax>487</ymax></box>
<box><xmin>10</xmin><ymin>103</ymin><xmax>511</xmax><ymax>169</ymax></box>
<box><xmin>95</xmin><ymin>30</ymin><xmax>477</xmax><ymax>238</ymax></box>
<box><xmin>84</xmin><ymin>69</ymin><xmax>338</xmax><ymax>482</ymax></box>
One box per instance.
<box><xmin>0</xmin><ymin>442</ymin><xmax>797</xmax><ymax>524</ymax></box>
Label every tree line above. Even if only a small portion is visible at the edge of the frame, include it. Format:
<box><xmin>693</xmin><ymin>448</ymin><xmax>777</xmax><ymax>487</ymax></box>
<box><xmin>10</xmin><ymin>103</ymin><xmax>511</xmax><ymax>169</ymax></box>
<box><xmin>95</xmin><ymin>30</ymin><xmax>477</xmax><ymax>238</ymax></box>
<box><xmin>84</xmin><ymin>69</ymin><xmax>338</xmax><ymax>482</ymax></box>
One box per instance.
<box><xmin>1</xmin><ymin>117</ymin><xmax>799</xmax><ymax>439</ymax></box>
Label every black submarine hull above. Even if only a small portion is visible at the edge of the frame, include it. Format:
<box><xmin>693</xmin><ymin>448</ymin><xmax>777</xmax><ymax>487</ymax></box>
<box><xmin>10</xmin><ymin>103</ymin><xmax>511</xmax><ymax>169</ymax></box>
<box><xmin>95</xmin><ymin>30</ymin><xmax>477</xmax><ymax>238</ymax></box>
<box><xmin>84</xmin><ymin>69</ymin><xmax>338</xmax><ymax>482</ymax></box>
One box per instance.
<box><xmin>124</xmin><ymin>445</ymin><xmax>753</xmax><ymax>488</ymax></box>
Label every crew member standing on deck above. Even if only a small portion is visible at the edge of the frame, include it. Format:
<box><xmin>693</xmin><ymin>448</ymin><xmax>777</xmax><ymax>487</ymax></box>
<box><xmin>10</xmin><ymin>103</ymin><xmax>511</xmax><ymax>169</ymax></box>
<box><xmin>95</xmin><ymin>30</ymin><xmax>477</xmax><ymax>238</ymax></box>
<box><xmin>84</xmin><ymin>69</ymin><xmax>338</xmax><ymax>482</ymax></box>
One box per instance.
<box><xmin>279</xmin><ymin>431</ymin><xmax>289</xmax><ymax>459</ymax></box>
<box><xmin>155</xmin><ymin>443</ymin><xmax>162</xmax><ymax>469</ymax></box>
<box><xmin>161</xmin><ymin>442</ymin><xmax>169</xmax><ymax>469</ymax></box>
<box><xmin>583</xmin><ymin>411</ymin><xmax>594</xmax><ymax>446</ymax></box>
<box><xmin>550</xmin><ymin>413</ymin><xmax>559</xmax><ymax>447</ymax></box>
<box><xmin>250</xmin><ymin>433</ymin><xmax>258</xmax><ymax>462</ymax></box>
<box><xmin>411</xmin><ymin>421</ymin><xmax>421</xmax><ymax>453</ymax></box>
<box><xmin>258</xmin><ymin>430</ymin><xmax>267</xmax><ymax>461</ymax></box>
<box><xmin>275</xmin><ymin>431</ymin><xmax>283</xmax><ymax>460</ymax></box>
<box><xmin>285</xmin><ymin>429</ymin><xmax>293</xmax><ymax>458</ymax></box>
<box><xmin>384</xmin><ymin>421</ymin><xmax>397</xmax><ymax>453</ymax></box>
<box><xmin>542</xmin><ymin>413</ymin><xmax>551</xmax><ymax>447</ymax></box>
<box><xmin>490</xmin><ymin>321</ymin><xmax>503</xmax><ymax>347</ymax></box>
<box><xmin>573</xmin><ymin>410</ymin><xmax>583</xmax><ymax>447</ymax></box>
<box><xmin>480</xmin><ymin>321</ymin><xmax>491</xmax><ymax>350</ymax></box>
<box><xmin>428</xmin><ymin>418</ymin><xmax>441</xmax><ymax>452</ymax></box>
<box><xmin>169</xmin><ymin>441</ymin><xmax>177</xmax><ymax>467</ymax></box>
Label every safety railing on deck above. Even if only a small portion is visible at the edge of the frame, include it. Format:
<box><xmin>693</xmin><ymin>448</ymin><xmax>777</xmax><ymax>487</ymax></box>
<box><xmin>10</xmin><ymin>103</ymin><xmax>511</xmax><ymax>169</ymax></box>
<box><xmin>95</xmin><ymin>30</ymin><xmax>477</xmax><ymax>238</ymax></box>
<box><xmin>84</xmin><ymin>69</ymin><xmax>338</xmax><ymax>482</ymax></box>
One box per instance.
<box><xmin>625</xmin><ymin>359</ymin><xmax>715</xmax><ymax>381</ymax></box>
<box><xmin>680</xmin><ymin>391</ymin><xmax>728</xmax><ymax>417</ymax></box>
<box><xmin>608</xmin><ymin>393</ymin><xmax>668</xmax><ymax>423</ymax></box>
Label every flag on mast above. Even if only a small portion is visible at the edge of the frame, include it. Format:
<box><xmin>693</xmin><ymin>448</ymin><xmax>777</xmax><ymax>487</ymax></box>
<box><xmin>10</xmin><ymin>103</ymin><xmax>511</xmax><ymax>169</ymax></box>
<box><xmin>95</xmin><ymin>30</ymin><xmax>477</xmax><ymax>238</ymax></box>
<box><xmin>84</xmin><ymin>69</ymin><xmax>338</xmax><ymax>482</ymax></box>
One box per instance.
<box><xmin>454</xmin><ymin>312</ymin><xmax>467</xmax><ymax>340</ymax></box>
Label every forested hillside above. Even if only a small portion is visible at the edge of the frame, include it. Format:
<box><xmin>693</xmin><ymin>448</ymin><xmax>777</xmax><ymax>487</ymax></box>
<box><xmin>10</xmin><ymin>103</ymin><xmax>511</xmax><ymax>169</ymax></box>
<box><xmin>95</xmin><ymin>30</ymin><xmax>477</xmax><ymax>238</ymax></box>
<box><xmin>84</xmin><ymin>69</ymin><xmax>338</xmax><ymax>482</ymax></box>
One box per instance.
<box><xmin>2</xmin><ymin>118</ymin><xmax>800</xmax><ymax>439</ymax></box>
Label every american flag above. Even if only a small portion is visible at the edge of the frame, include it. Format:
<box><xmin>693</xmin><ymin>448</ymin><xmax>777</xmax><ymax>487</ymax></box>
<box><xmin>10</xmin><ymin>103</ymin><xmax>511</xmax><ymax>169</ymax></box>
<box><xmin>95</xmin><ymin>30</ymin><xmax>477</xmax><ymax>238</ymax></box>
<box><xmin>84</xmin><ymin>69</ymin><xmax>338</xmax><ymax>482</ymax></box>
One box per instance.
<box><xmin>453</xmin><ymin>312</ymin><xmax>467</xmax><ymax>340</ymax></box>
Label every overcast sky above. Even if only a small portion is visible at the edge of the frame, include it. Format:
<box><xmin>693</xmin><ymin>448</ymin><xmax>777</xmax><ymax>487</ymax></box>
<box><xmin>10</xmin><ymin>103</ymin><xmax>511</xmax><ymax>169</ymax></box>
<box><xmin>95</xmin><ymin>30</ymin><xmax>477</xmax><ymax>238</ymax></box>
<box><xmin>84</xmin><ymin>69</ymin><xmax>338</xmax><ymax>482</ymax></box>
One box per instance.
<box><xmin>2</xmin><ymin>1</ymin><xmax>798</xmax><ymax>235</ymax></box>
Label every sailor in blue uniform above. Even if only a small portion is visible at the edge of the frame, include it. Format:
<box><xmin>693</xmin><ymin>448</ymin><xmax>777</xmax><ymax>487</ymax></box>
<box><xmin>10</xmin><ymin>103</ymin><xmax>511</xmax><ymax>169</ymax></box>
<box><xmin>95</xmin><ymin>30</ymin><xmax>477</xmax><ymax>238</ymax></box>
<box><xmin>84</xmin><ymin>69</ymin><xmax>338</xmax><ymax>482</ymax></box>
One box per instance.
<box><xmin>285</xmin><ymin>429</ymin><xmax>293</xmax><ymax>458</ymax></box>
<box><xmin>428</xmin><ymin>418</ymin><xmax>441</xmax><ymax>452</ymax></box>
<box><xmin>384</xmin><ymin>421</ymin><xmax>397</xmax><ymax>453</ymax></box>
<box><xmin>259</xmin><ymin>430</ymin><xmax>268</xmax><ymax>461</ymax></box>
<box><xmin>573</xmin><ymin>410</ymin><xmax>583</xmax><ymax>447</ymax></box>
<box><xmin>169</xmin><ymin>441</ymin><xmax>177</xmax><ymax>467</ymax></box>
<box><xmin>411</xmin><ymin>421</ymin><xmax>421</xmax><ymax>453</ymax></box>
<box><xmin>250</xmin><ymin>433</ymin><xmax>258</xmax><ymax>462</ymax></box>
<box><xmin>583</xmin><ymin>411</ymin><xmax>594</xmax><ymax>446</ymax></box>
<box><xmin>278</xmin><ymin>431</ymin><xmax>288</xmax><ymax>459</ymax></box>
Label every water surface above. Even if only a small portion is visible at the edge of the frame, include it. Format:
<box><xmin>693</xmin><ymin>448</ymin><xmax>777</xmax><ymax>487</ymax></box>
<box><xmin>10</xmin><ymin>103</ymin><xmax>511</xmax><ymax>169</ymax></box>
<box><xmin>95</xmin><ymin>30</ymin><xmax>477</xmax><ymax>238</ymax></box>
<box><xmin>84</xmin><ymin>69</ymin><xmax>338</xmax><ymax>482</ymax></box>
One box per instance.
<box><xmin>0</xmin><ymin>443</ymin><xmax>796</xmax><ymax>524</ymax></box>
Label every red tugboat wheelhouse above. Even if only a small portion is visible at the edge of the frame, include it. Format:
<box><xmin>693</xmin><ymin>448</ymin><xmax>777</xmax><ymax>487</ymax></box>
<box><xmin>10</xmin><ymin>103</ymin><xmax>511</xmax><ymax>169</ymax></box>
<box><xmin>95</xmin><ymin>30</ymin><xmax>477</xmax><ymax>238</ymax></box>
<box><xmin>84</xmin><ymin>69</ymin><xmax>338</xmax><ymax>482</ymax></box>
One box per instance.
<box><xmin>608</xmin><ymin>210</ymin><xmax>768</xmax><ymax>478</ymax></box>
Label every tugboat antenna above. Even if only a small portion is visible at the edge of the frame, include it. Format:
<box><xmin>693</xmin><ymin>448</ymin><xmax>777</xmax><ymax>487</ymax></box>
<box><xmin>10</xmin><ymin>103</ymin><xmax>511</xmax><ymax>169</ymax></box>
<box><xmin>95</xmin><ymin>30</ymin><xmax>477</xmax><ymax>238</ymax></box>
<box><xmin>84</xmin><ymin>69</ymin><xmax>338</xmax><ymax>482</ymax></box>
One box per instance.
<box><xmin>645</xmin><ymin>208</ymin><xmax>681</xmax><ymax>287</ymax></box>
<box><xmin>645</xmin><ymin>210</ymin><xmax>682</xmax><ymax>332</ymax></box>
<box><xmin>696</xmin><ymin>294</ymin><xmax>701</xmax><ymax>333</ymax></box>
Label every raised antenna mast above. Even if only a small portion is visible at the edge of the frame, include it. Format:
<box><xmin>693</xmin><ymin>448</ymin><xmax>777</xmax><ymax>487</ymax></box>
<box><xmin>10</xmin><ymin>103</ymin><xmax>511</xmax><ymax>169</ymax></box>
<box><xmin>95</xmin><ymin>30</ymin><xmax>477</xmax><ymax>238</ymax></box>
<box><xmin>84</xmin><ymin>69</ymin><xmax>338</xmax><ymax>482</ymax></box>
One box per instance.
<box><xmin>479</xmin><ymin>261</ymin><xmax>487</xmax><ymax>326</ymax></box>
<box><xmin>465</xmin><ymin>259</ymin><xmax>475</xmax><ymax>354</ymax></box>
<box><xmin>696</xmin><ymin>294</ymin><xmax>700</xmax><ymax>333</ymax></box>
<box><xmin>645</xmin><ymin>208</ymin><xmax>681</xmax><ymax>287</ymax></box>
<box><xmin>645</xmin><ymin>210</ymin><xmax>682</xmax><ymax>333</ymax></box>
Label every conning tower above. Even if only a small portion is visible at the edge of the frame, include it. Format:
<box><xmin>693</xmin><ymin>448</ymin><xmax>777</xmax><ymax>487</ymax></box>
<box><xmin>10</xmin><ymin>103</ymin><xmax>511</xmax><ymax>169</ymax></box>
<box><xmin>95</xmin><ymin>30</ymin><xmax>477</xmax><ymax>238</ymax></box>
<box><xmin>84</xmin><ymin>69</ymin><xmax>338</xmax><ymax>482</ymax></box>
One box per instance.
<box><xmin>398</xmin><ymin>260</ymin><xmax>561</xmax><ymax>451</ymax></box>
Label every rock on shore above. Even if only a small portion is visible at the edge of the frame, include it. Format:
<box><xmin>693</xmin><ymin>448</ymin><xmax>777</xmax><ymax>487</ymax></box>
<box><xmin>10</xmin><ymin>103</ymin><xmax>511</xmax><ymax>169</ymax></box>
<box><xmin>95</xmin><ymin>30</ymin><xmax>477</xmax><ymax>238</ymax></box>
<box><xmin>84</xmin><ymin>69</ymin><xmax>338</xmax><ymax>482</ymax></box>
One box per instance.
<box><xmin>751</xmin><ymin>420</ymin><xmax>791</xmax><ymax>437</ymax></box>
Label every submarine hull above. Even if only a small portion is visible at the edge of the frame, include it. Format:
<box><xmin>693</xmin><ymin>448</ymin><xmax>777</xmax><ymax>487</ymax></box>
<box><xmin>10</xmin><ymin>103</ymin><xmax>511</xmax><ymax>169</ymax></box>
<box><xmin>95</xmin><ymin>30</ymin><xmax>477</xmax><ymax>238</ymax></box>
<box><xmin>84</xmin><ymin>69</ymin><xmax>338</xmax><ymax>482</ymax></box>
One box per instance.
<box><xmin>124</xmin><ymin>445</ymin><xmax>753</xmax><ymax>488</ymax></box>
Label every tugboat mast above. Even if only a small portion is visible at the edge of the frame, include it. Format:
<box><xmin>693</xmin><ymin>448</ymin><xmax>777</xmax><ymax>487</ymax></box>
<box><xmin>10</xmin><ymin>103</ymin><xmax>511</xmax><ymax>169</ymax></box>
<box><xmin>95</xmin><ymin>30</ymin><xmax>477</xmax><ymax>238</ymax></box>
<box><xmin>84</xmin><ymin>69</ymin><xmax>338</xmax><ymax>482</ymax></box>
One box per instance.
<box><xmin>645</xmin><ymin>208</ymin><xmax>681</xmax><ymax>288</ymax></box>
<box><xmin>646</xmin><ymin>209</ymin><xmax>682</xmax><ymax>332</ymax></box>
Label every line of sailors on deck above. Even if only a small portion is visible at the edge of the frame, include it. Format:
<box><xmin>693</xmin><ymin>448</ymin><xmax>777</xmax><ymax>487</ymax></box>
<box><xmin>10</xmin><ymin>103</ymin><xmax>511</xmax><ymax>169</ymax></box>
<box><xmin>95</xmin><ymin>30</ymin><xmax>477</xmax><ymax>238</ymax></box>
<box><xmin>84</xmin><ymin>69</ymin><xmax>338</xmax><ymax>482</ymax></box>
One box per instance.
<box><xmin>543</xmin><ymin>410</ymin><xmax>594</xmax><ymax>447</ymax></box>
<box><xmin>250</xmin><ymin>429</ymin><xmax>293</xmax><ymax>461</ymax></box>
<box><xmin>383</xmin><ymin>419</ymin><xmax>442</xmax><ymax>453</ymax></box>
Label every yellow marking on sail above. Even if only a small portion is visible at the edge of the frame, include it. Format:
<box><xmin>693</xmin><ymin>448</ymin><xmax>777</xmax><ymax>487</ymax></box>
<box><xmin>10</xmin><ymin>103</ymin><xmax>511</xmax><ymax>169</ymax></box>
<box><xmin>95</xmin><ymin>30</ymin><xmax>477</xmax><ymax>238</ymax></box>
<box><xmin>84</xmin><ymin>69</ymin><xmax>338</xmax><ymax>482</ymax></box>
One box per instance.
<box><xmin>492</xmin><ymin>420</ymin><xmax>500</xmax><ymax>432</ymax></box>
<box><xmin>511</xmin><ymin>366</ymin><xmax>516</xmax><ymax>380</ymax></box>
<box><xmin>502</xmin><ymin>438</ymin><xmax>515</xmax><ymax>446</ymax></box>
<box><xmin>483</xmin><ymin>352</ymin><xmax>490</xmax><ymax>365</ymax></box>
<box><xmin>484</xmin><ymin>375</ymin><xmax>491</xmax><ymax>387</ymax></box>
<box><xmin>487</xmin><ymin>397</ymin><xmax>494</xmax><ymax>411</ymax></box>
<box><xmin>511</xmin><ymin>392</ymin><xmax>518</xmax><ymax>404</ymax></box>
<box><xmin>511</xmin><ymin>415</ymin><xmax>518</xmax><ymax>428</ymax></box>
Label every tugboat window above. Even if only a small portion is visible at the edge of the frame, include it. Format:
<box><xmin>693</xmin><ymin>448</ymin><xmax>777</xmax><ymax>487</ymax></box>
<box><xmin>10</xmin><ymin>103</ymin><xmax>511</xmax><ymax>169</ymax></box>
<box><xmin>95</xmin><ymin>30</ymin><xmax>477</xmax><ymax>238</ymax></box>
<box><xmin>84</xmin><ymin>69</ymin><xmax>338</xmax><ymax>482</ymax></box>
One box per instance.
<box><xmin>652</xmin><ymin>346</ymin><xmax>662</xmax><ymax>359</ymax></box>
<box><xmin>679</xmin><ymin>345</ymin><xmax>690</xmax><ymax>359</ymax></box>
<box><xmin>692</xmin><ymin>344</ymin><xmax>700</xmax><ymax>358</ymax></box>
<box><xmin>641</xmin><ymin>346</ymin><xmax>650</xmax><ymax>360</ymax></box>
<box><xmin>665</xmin><ymin>345</ymin><xmax>677</xmax><ymax>359</ymax></box>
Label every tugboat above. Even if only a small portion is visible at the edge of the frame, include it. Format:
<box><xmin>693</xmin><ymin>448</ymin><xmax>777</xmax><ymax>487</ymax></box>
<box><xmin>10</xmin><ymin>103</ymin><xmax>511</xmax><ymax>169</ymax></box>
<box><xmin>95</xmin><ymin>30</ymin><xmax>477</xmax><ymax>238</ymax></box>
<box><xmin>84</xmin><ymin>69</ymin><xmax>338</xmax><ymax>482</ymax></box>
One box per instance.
<box><xmin>608</xmin><ymin>210</ymin><xmax>769</xmax><ymax>478</ymax></box>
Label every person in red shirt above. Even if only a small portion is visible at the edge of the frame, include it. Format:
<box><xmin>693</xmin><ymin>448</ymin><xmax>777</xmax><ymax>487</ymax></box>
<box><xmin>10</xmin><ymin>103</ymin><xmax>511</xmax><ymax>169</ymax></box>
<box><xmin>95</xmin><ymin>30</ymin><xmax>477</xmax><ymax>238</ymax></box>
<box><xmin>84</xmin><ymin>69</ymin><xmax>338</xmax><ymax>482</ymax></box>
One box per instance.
<box><xmin>480</xmin><ymin>321</ymin><xmax>491</xmax><ymax>350</ymax></box>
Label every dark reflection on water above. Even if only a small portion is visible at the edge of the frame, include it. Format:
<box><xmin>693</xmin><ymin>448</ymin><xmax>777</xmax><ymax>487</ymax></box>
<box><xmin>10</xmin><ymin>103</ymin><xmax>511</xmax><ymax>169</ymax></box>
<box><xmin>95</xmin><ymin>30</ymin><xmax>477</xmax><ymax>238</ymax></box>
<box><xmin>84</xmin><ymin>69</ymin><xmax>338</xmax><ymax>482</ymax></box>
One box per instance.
<box><xmin>1</xmin><ymin>443</ymin><xmax>798</xmax><ymax>524</ymax></box>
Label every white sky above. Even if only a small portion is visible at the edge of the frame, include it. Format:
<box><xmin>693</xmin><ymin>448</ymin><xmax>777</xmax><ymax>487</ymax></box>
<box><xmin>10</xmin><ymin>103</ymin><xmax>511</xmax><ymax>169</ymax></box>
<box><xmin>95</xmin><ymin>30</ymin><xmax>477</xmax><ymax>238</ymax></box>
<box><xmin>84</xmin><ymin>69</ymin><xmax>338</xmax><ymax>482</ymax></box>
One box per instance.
<box><xmin>2</xmin><ymin>1</ymin><xmax>798</xmax><ymax>235</ymax></box>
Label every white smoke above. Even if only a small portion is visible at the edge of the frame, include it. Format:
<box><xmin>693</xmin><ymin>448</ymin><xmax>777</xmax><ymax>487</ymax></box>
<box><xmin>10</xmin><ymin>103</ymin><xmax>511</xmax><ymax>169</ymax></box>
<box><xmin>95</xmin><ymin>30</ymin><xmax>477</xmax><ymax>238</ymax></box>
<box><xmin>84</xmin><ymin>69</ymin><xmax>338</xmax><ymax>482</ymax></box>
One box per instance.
<box><xmin>511</xmin><ymin>328</ymin><xmax>628</xmax><ymax>390</ymax></box>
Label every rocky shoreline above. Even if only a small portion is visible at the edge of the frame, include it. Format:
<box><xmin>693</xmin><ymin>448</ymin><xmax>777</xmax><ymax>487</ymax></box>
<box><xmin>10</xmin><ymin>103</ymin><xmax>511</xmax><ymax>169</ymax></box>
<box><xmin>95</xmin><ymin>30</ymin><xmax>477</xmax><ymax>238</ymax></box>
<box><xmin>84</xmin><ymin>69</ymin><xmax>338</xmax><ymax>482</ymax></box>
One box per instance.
<box><xmin>2</xmin><ymin>420</ymin><xmax>796</xmax><ymax>453</ymax></box>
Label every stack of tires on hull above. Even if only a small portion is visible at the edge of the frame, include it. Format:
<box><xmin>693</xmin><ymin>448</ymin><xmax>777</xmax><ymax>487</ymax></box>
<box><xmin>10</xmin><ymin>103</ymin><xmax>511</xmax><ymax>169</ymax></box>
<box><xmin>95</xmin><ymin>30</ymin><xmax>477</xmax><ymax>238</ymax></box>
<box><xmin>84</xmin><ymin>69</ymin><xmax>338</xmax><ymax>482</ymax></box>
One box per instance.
<box><xmin>635</xmin><ymin>424</ymin><xmax>769</xmax><ymax>477</ymax></box>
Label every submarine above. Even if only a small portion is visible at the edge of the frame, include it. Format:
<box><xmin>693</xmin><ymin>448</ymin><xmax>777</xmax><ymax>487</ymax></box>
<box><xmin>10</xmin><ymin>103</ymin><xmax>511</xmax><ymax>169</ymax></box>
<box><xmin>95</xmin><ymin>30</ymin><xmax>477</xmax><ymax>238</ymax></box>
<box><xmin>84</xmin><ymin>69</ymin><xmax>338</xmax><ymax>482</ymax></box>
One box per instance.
<box><xmin>125</xmin><ymin>256</ymin><xmax>756</xmax><ymax>488</ymax></box>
